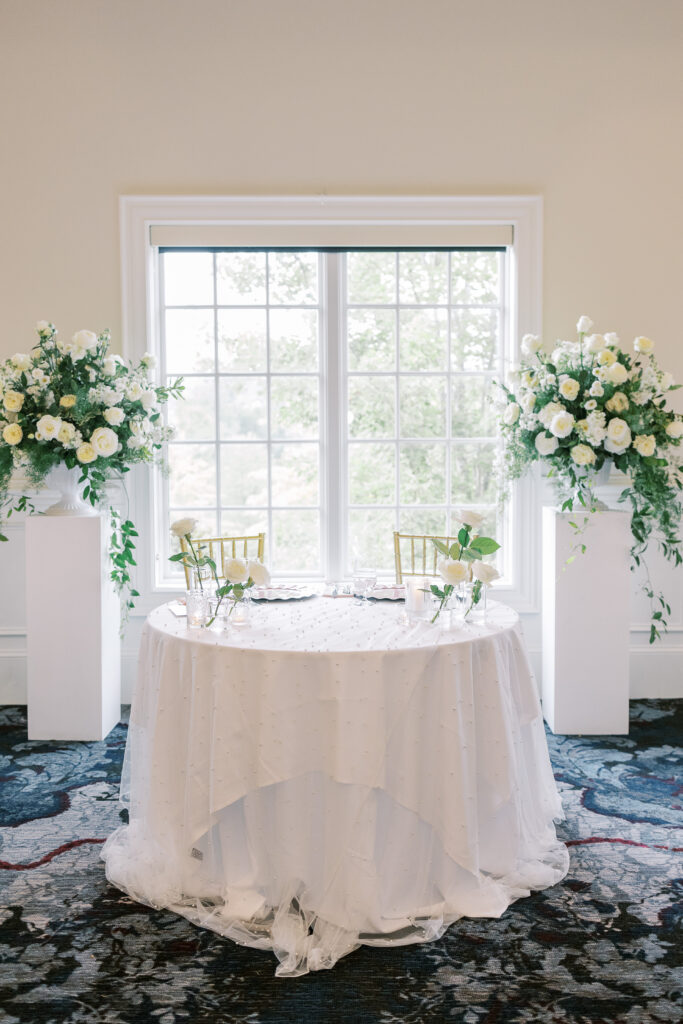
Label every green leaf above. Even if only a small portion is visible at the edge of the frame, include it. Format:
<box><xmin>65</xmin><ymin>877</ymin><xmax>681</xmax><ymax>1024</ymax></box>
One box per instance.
<box><xmin>469</xmin><ymin>537</ymin><xmax>500</xmax><ymax>555</ymax></box>
<box><xmin>432</xmin><ymin>539</ymin><xmax>449</xmax><ymax>556</ymax></box>
<box><xmin>449</xmin><ymin>542</ymin><xmax>461</xmax><ymax>560</ymax></box>
<box><xmin>458</xmin><ymin>527</ymin><xmax>469</xmax><ymax>546</ymax></box>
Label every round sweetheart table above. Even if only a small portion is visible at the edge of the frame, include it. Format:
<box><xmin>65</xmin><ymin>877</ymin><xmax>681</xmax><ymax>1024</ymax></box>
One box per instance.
<box><xmin>102</xmin><ymin>598</ymin><xmax>569</xmax><ymax>977</ymax></box>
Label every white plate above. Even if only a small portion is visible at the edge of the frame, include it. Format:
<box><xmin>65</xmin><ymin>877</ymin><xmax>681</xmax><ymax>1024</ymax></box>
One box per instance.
<box><xmin>251</xmin><ymin>586</ymin><xmax>318</xmax><ymax>602</ymax></box>
<box><xmin>367</xmin><ymin>586</ymin><xmax>405</xmax><ymax>601</ymax></box>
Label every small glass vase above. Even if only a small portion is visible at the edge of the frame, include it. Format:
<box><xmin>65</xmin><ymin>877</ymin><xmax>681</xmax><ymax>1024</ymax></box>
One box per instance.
<box><xmin>207</xmin><ymin>597</ymin><xmax>230</xmax><ymax>631</ymax></box>
<box><xmin>191</xmin><ymin>566</ymin><xmax>212</xmax><ymax>591</ymax></box>
<box><xmin>186</xmin><ymin>589</ymin><xmax>209</xmax><ymax>628</ymax></box>
<box><xmin>228</xmin><ymin>593</ymin><xmax>251</xmax><ymax>628</ymax></box>
<box><xmin>458</xmin><ymin>581</ymin><xmax>488</xmax><ymax>622</ymax></box>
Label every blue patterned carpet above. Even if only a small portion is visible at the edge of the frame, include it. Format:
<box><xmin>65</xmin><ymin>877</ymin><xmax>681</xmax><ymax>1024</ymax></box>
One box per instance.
<box><xmin>0</xmin><ymin>701</ymin><xmax>681</xmax><ymax>1024</ymax></box>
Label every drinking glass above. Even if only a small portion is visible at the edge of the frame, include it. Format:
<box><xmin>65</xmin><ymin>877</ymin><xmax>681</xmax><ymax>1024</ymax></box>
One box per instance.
<box><xmin>352</xmin><ymin>568</ymin><xmax>377</xmax><ymax>605</ymax></box>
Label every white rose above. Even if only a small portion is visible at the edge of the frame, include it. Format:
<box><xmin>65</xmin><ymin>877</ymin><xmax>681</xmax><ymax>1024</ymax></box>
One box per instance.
<box><xmin>559</xmin><ymin>377</ymin><xmax>580</xmax><ymax>402</ymax></box>
<box><xmin>665</xmin><ymin>420</ymin><xmax>683</xmax><ymax>439</ymax></box>
<box><xmin>606</xmin><ymin>362</ymin><xmax>629</xmax><ymax>386</ymax></box>
<box><xmin>170</xmin><ymin>517</ymin><xmax>198</xmax><ymax>538</ymax></box>
<box><xmin>11</xmin><ymin>353</ymin><xmax>32</xmax><ymax>371</ymax></box>
<box><xmin>606</xmin><ymin>417</ymin><xmax>632</xmax><ymax>450</ymax></box>
<box><xmin>605</xmin><ymin>391</ymin><xmax>629</xmax><ymax>414</ymax></box>
<box><xmin>103</xmin><ymin>355</ymin><xmax>120</xmax><ymax>376</ymax></box>
<box><xmin>141</xmin><ymin>352</ymin><xmax>157</xmax><ymax>369</ymax></box>
<box><xmin>634</xmin><ymin>336</ymin><xmax>654</xmax><ymax>355</ymax></box>
<box><xmin>224</xmin><ymin>557</ymin><xmax>249</xmax><ymax>585</ymax></box>
<box><xmin>453</xmin><ymin>509</ymin><xmax>485</xmax><ymax>530</ymax></box>
<box><xmin>3</xmin><ymin>390</ymin><xmax>24</xmax><ymax>412</ymax></box>
<box><xmin>521</xmin><ymin>333</ymin><xmax>543</xmax><ymax>355</ymax></box>
<box><xmin>470</xmin><ymin>560</ymin><xmax>500</xmax><ymax>585</ymax></box>
<box><xmin>584</xmin><ymin>399</ymin><xmax>597</xmax><ymax>411</ymax></box>
<box><xmin>58</xmin><ymin>422</ymin><xmax>76</xmax><ymax>444</ymax></box>
<box><xmin>103</xmin><ymin>406</ymin><xmax>125</xmax><ymax>426</ymax></box>
<box><xmin>36</xmin><ymin>320</ymin><xmax>52</xmax><ymax>334</ymax></box>
<box><xmin>535</xmin><ymin>432</ymin><xmax>559</xmax><ymax>455</ymax></box>
<box><xmin>549</xmin><ymin>411</ymin><xmax>575</xmax><ymax>438</ymax></box>
<box><xmin>140</xmin><ymin>389</ymin><xmax>157</xmax><ymax>412</ymax></box>
<box><xmin>36</xmin><ymin>414</ymin><xmax>62</xmax><ymax>440</ymax></box>
<box><xmin>584</xmin><ymin>334</ymin><xmax>604</xmax><ymax>354</ymax></box>
<box><xmin>438</xmin><ymin>558</ymin><xmax>469</xmax><ymax>586</ymax></box>
<box><xmin>660</xmin><ymin>372</ymin><xmax>675</xmax><ymax>391</ymax></box>
<box><xmin>589</xmin><ymin>381</ymin><xmax>604</xmax><ymax>397</ymax></box>
<box><xmin>72</xmin><ymin>330</ymin><xmax>99</xmax><ymax>351</ymax></box>
<box><xmin>127</xmin><ymin>382</ymin><xmax>144</xmax><ymax>402</ymax></box>
<box><xmin>520</xmin><ymin>392</ymin><xmax>536</xmax><ymax>414</ymax></box>
<box><xmin>538</xmin><ymin>401</ymin><xmax>566</xmax><ymax>428</ymax></box>
<box><xmin>2</xmin><ymin>423</ymin><xmax>23</xmax><ymax>445</ymax></box>
<box><xmin>247</xmin><ymin>559</ymin><xmax>270</xmax><ymax>586</ymax></box>
<box><xmin>570</xmin><ymin>443</ymin><xmax>597</xmax><ymax>467</ymax></box>
<box><xmin>550</xmin><ymin>347</ymin><xmax>564</xmax><ymax>366</ymax></box>
<box><xmin>633</xmin><ymin>434</ymin><xmax>656</xmax><ymax>457</ymax></box>
<box><xmin>503</xmin><ymin>403</ymin><xmax>520</xmax><ymax>426</ymax></box>
<box><xmin>576</xmin><ymin>316</ymin><xmax>594</xmax><ymax>334</ymax></box>
<box><xmin>90</xmin><ymin>426</ymin><xmax>119</xmax><ymax>457</ymax></box>
<box><xmin>597</xmin><ymin>349</ymin><xmax>617</xmax><ymax>367</ymax></box>
<box><xmin>603</xmin><ymin>332</ymin><xmax>620</xmax><ymax>347</ymax></box>
<box><xmin>76</xmin><ymin>442</ymin><xmax>97</xmax><ymax>464</ymax></box>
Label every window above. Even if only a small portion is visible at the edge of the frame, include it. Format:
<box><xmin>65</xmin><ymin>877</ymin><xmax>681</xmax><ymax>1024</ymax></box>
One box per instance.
<box><xmin>159</xmin><ymin>247</ymin><xmax>507</xmax><ymax>580</ymax></box>
<box><xmin>120</xmin><ymin>195</ymin><xmax>541</xmax><ymax>606</ymax></box>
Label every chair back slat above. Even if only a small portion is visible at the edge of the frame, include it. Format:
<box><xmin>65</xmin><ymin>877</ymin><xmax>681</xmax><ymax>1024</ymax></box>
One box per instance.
<box><xmin>179</xmin><ymin>533</ymin><xmax>266</xmax><ymax>588</ymax></box>
<box><xmin>393</xmin><ymin>532</ymin><xmax>459</xmax><ymax>584</ymax></box>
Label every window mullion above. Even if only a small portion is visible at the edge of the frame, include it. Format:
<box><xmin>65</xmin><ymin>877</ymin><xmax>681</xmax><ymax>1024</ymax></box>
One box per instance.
<box><xmin>324</xmin><ymin>252</ymin><xmax>343</xmax><ymax>581</ymax></box>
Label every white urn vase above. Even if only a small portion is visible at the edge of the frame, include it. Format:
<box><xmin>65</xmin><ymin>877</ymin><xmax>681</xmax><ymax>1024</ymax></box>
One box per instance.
<box><xmin>44</xmin><ymin>464</ymin><xmax>97</xmax><ymax>516</ymax></box>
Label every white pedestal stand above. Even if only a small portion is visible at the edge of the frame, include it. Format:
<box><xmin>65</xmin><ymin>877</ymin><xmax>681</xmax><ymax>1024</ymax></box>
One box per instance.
<box><xmin>26</xmin><ymin>513</ymin><xmax>121</xmax><ymax>740</ymax></box>
<box><xmin>542</xmin><ymin>508</ymin><xmax>630</xmax><ymax>735</ymax></box>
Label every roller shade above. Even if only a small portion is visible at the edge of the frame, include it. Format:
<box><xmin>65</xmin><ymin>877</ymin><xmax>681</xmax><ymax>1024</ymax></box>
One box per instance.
<box><xmin>150</xmin><ymin>222</ymin><xmax>513</xmax><ymax>249</ymax></box>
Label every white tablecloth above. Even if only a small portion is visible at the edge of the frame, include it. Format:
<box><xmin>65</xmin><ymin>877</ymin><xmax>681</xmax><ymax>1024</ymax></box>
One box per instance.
<box><xmin>102</xmin><ymin>598</ymin><xmax>569</xmax><ymax>976</ymax></box>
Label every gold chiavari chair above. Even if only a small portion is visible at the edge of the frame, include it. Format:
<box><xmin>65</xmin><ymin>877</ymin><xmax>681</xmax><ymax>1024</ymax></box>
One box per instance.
<box><xmin>393</xmin><ymin>531</ymin><xmax>460</xmax><ymax>584</ymax></box>
<box><xmin>180</xmin><ymin>533</ymin><xmax>265</xmax><ymax>588</ymax></box>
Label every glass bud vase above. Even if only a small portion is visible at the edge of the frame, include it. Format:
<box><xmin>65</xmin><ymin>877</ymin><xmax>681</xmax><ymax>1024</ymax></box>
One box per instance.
<box><xmin>459</xmin><ymin>581</ymin><xmax>487</xmax><ymax>622</ymax></box>
<box><xmin>186</xmin><ymin>589</ymin><xmax>209</xmax><ymax>628</ymax></box>
<box><xmin>230</xmin><ymin>594</ymin><xmax>251</xmax><ymax>628</ymax></box>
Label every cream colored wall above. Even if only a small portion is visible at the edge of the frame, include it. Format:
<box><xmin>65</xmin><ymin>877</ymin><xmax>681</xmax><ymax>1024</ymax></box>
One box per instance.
<box><xmin>1</xmin><ymin>0</ymin><xmax>682</xmax><ymax>377</ymax></box>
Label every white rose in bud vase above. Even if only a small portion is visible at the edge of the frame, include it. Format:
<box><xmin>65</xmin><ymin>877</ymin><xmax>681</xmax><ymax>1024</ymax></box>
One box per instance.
<box><xmin>576</xmin><ymin>315</ymin><xmax>593</xmax><ymax>334</ymax></box>
<box><xmin>521</xmin><ymin>333</ymin><xmax>542</xmax><ymax>355</ymax></box>
<box><xmin>438</xmin><ymin>558</ymin><xmax>469</xmax><ymax>586</ymax></box>
<box><xmin>570</xmin><ymin>443</ymin><xmax>597</xmax><ymax>467</ymax></box>
<box><xmin>559</xmin><ymin>377</ymin><xmax>580</xmax><ymax>402</ymax></box>
<box><xmin>634</xmin><ymin>336</ymin><xmax>654</xmax><ymax>355</ymax></box>
<box><xmin>247</xmin><ymin>559</ymin><xmax>270</xmax><ymax>586</ymax></box>
<box><xmin>535</xmin><ymin>432</ymin><xmax>559</xmax><ymax>456</ymax></box>
<box><xmin>453</xmin><ymin>509</ymin><xmax>485</xmax><ymax>530</ymax></box>
<box><xmin>170</xmin><ymin>517</ymin><xmax>198</xmax><ymax>538</ymax></box>
<box><xmin>606</xmin><ymin>362</ymin><xmax>629</xmax><ymax>386</ymax></box>
<box><xmin>633</xmin><ymin>434</ymin><xmax>656</xmax><ymax>457</ymax></box>
<box><xmin>471</xmin><ymin>560</ymin><xmax>500</xmax><ymax>585</ymax></box>
<box><xmin>224</xmin><ymin>557</ymin><xmax>249</xmax><ymax>585</ymax></box>
<box><xmin>549</xmin><ymin>411</ymin><xmax>575</xmax><ymax>438</ymax></box>
<box><xmin>503</xmin><ymin>403</ymin><xmax>520</xmax><ymax>426</ymax></box>
<box><xmin>104</xmin><ymin>406</ymin><xmax>125</xmax><ymax>426</ymax></box>
<box><xmin>90</xmin><ymin>426</ymin><xmax>119</xmax><ymax>457</ymax></box>
<box><xmin>666</xmin><ymin>420</ymin><xmax>683</xmax><ymax>439</ymax></box>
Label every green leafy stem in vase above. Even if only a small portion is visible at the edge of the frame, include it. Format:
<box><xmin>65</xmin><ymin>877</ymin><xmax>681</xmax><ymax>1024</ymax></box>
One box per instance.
<box><xmin>169</xmin><ymin>518</ymin><xmax>270</xmax><ymax>626</ymax></box>
<box><xmin>427</xmin><ymin>512</ymin><xmax>501</xmax><ymax>623</ymax></box>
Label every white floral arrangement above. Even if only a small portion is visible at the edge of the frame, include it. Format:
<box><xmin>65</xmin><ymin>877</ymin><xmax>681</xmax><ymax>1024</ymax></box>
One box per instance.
<box><xmin>497</xmin><ymin>316</ymin><xmax>683</xmax><ymax>641</ymax></box>
<box><xmin>0</xmin><ymin>322</ymin><xmax>183</xmax><ymax>613</ymax></box>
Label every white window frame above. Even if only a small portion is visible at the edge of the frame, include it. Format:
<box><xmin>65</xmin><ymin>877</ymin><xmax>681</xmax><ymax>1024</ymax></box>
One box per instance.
<box><xmin>120</xmin><ymin>195</ymin><xmax>543</xmax><ymax>615</ymax></box>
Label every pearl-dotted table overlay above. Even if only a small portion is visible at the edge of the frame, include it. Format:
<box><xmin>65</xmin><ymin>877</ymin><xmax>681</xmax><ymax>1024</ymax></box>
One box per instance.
<box><xmin>102</xmin><ymin>598</ymin><xmax>569</xmax><ymax>978</ymax></box>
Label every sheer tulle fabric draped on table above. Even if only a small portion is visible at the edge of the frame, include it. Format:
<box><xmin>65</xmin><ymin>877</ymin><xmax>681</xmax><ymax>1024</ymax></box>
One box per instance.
<box><xmin>102</xmin><ymin>600</ymin><xmax>569</xmax><ymax>977</ymax></box>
